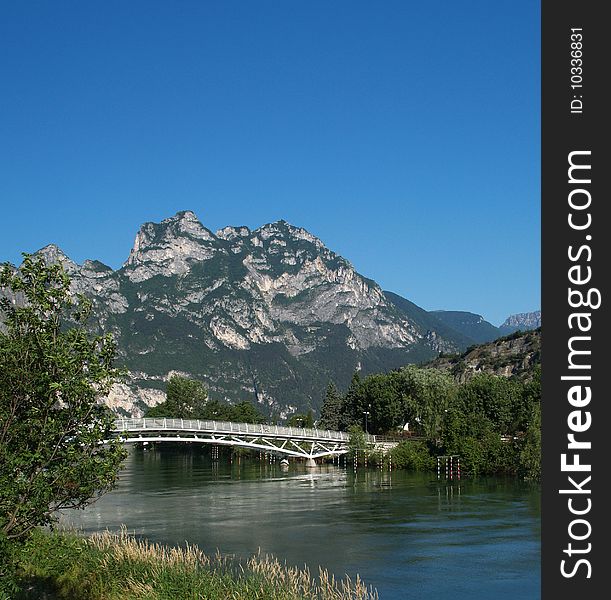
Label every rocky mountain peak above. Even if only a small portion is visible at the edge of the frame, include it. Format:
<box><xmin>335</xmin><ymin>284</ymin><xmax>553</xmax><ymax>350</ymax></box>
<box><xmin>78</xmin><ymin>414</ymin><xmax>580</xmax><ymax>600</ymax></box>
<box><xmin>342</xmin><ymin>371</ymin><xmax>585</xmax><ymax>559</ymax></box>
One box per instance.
<box><xmin>499</xmin><ymin>310</ymin><xmax>541</xmax><ymax>334</ymax></box>
<box><xmin>254</xmin><ymin>220</ymin><xmax>324</xmax><ymax>249</ymax></box>
<box><xmin>35</xmin><ymin>244</ymin><xmax>80</xmax><ymax>275</ymax></box>
<box><xmin>82</xmin><ymin>259</ymin><xmax>113</xmax><ymax>273</ymax></box>
<box><xmin>124</xmin><ymin>210</ymin><xmax>220</xmax><ymax>282</ymax></box>
<box><xmin>171</xmin><ymin>210</ymin><xmax>216</xmax><ymax>240</ymax></box>
<box><xmin>37</xmin><ymin>243</ymin><xmax>69</xmax><ymax>261</ymax></box>
<box><xmin>216</xmin><ymin>225</ymin><xmax>251</xmax><ymax>241</ymax></box>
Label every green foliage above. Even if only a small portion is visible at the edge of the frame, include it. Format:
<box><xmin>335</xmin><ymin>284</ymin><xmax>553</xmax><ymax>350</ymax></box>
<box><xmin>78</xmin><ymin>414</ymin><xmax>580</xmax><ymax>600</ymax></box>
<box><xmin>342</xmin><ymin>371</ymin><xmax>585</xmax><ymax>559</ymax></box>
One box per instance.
<box><xmin>358</xmin><ymin>373</ymin><xmax>403</xmax><ymax>434</ymax></box>
<box><xmin>440</xmin><ymin>371</ymin><xmax>540</xmax><ymax>477</ymax></box>
<box><xmin>443</xmin><ymin>430</ymin><xmax>518</xmax><ymax>477</ymax></box>
<box><xmin>0</xmin><ymin>256</ymin><xmax>127</xmax><ymax>590</ymax></box>
<box><xmin>339</xmin><ymin>371</ymin><xmax>363</xmax><ymax>430</ymax></box>
<box><xmin>336</xmin><ymin>366</ymin><xmax>456</xmax><ymax>437</ymax></box>
<box><xmin>347</xmin><ymin>424</ymin><xmax>367</xmax><ymax>458</ymax></box>
<box><xmin>318</xmin><ymin>382</ymin><xmax>342</xmax><ymax>430</ymax></box>
<box><xmin>451</xmin><ymin>374</ymin><xmax>519</xmax><ymax>434</ymax></box>
<box><xmin>201</xmin><ymin>398</ymin><xmax>234</xmax><ymax>421</ymax></box>
<box><xmin>321</xmin><ymin>360</ymin><xmax>541</xmax><ymax>478</ymax></box>
<box><xmin>390</xmin><ymin>441</ymin><xmax>435</xmax><ymax>471</ymax></box>
<box><xmin>519</xmin><ymin>402</ymin><xmax>541</xmax><ymax>480</ymax></box>
<box><xmin>229</xmin><ymin>400</ymin><xmax>266</xmax><ymax>424</ymax></box>
<box><xmin>166</xmin><ymin>375</ymin><xmax>208</xmax><ymax>417</ymax></box>
<box><xmin>451</xmin><ymin>360</ymin><xmax>466</xmax><ymax>377</ymax></box>
<box><xmin>286</xmin><ymin>410</ymin><xmax>314</xmax><ymax>428</ymax></box>
<box><xmin>147</xmin><ymin>375</ymin><xmax>217</xmax><ymax>420</ymax></box>
<box><xmin>195</xmin><ymin>398</ymin><xmax>266</xmax><ymax>424</ymax></box>
<box><xmin>0</xmin><ymin>530</ymin><xmax>20</xmax><ymax>597</ymax></box>
<box><xmin>399</xmin><ymin>366</ymin><xmax>456</xmax><ymax>439</ymax></box>
<box><xmin>143</xmin><ymin>402</ymin><xmax>173</xmax><ymax>418</ymax></box>
<box><xmin>145</xmin><ymin>379</ymin><xmax>266</xmax><ymax>425</ymax></box>
<box><xmin>517</xmin><ymin>365</ymin><xmax>541</xmax><ymax>431</ymax></box>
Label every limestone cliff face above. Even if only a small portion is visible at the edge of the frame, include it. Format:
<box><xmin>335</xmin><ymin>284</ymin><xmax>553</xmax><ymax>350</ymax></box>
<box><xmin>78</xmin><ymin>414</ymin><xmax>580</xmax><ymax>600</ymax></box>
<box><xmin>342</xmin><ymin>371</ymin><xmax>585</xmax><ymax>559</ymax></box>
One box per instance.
<box><xmin>26</xmin><ymin>211</ymin><xmax>467</xmax><ymax>416</ymax></box>
<box><xmin>125</xmin><ymin>211</ymin><xmax>220</xmax><ymax>282</ymax></box>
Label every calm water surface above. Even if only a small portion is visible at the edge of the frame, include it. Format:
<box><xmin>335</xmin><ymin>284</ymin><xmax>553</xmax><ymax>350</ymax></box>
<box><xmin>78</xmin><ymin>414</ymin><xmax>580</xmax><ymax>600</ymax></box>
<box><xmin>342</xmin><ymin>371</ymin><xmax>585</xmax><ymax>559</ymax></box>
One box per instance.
<box><xmin>62</xmin><ymin>447</ymin><xmax>541</xmax><ymax>599</ymax></box>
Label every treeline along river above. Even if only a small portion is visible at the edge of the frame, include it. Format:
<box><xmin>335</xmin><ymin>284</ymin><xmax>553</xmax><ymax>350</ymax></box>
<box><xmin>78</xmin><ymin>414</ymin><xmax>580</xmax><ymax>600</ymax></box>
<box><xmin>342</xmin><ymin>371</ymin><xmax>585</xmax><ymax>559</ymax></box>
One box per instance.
<box><xmin>61</xmin><ymin>446</ymin><xmax>541</xmax><ymax>599</ymax></box>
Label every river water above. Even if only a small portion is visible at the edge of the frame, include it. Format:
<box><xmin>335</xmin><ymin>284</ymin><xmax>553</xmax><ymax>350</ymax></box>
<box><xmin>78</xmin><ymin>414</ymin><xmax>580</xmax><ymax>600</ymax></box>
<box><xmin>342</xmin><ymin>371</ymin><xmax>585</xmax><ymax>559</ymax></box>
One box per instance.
<box><xmin>61</xmin><ymin>446</ymin><xmax>541</xmax><ymax>599</ymax></box>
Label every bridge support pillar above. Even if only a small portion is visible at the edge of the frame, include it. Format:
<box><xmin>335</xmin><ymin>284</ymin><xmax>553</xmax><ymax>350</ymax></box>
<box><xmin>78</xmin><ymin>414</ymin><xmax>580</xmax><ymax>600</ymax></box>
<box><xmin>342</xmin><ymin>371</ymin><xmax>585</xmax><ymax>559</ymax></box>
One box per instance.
<box><xmin>305</xmin><ymin>458</ymin><xmax>317</xmax><ymax>468</ymax></box>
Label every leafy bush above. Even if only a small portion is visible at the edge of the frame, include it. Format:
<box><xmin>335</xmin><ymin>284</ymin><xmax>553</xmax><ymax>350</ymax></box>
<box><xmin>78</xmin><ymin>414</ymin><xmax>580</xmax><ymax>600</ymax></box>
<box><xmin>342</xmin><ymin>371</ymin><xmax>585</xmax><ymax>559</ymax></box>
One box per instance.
<box><xmin>1</xmin><ymin>256</ymin><xmax>126</xmax><ymax>589</ymax></box>
<box><xmin>390</xmin><ymin>441</ymin><xmax>435</xmax><ymax>471</ymax></box>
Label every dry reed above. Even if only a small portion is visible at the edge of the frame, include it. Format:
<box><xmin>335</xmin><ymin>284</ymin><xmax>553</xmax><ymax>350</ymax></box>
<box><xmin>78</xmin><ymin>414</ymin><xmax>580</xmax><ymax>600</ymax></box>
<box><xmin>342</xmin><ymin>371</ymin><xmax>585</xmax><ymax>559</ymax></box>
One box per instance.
<box><xmin>29</xmin><ymin>527</ymin><xmax>380</xmax><ymax>600</ymax></box>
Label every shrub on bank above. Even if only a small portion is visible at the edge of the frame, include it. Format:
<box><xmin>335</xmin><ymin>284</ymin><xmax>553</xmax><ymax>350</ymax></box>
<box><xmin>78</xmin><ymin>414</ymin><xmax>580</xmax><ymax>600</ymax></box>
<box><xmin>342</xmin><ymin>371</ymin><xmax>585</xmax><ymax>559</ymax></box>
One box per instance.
<box><xmin>389</xmin><ymin>441</ymin><xmax>435</xmax><ymax>471</ymax></box>
<box><xmin>15</xmin><ymin>528</ymin><xmax>378</xmax><ymax>600</ymax></box>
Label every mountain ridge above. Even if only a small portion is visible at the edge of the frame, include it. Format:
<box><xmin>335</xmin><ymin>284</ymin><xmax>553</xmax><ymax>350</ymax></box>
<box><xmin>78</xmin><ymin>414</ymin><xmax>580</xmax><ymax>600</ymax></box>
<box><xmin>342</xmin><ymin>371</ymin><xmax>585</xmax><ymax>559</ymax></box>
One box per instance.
<box><xmin>12</xmin><ymin>211</ymin><xmax>537</xmax><ymax>418</ymax></box>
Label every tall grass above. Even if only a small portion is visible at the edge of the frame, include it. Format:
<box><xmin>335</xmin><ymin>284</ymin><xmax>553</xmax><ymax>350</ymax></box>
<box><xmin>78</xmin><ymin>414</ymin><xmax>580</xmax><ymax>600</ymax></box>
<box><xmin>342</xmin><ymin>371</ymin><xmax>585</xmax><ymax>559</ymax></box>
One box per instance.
<box><xmin>16</xmin><ymin>528</ymin><xmax>378</xmax><ymax>600</ymax></box>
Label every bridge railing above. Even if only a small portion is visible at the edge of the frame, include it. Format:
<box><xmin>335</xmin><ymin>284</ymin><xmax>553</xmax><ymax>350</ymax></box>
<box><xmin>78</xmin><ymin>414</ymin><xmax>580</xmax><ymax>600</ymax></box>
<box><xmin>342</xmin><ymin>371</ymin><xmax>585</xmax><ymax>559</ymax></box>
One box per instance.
<box><xmin>113</xmin><ymin>418</ymin><xmax>375</xmax><ymax>443</ymax></box>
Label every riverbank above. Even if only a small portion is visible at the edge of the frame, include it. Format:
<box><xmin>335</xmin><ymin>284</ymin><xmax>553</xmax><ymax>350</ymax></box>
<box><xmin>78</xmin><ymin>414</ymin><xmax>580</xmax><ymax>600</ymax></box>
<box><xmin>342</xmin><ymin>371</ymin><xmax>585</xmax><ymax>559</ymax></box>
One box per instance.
<box><xmin>13</xmin><ymin>528</ymin><xmax>377</xmax><ymax>600</ymax></box>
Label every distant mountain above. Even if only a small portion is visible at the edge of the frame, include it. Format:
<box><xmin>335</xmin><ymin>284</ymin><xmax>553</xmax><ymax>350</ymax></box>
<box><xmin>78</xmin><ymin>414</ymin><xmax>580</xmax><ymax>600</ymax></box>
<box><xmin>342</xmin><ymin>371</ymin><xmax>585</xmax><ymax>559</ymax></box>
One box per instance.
<box><xmin>383</xmin><ymin>292</ymin><xmax>475</xmax><ymax>350</ymax></box>
<box><xmin>425</xmin><ymin>328</ymin><xmax>541</xmax><ymax>383</ymax></box>
<box><xmin>22</xmin><ymin>211</ymin><xmax>475</xmax><ymax>417</ymax></box>
<box><xmin>429</xmin><ymin>310</ymin><xmax>502</xmax><ymax>345</ymax></box>
<box><xmin>498</xmin><ymin>310</ymin><xmax>541</xmax><ymax>335</ymax></box>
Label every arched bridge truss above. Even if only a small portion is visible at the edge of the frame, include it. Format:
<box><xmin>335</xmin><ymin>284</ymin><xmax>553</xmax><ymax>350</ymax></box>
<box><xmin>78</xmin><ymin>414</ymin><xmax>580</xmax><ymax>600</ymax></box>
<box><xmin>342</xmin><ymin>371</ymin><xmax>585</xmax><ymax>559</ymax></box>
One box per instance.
<box><xmin>111</xmin><ymin>418</ymin><xmax>375</xmax><ymax>460</ymax></box>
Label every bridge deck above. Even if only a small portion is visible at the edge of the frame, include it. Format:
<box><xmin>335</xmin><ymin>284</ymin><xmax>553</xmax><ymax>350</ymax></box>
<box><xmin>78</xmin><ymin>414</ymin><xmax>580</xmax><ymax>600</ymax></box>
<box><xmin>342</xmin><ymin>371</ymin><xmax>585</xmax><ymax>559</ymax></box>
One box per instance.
<box><xmin>114</xmin><ymin>418</ymin><xmax>371</xmax><ymax>442</ymax></box>
<box><xmin>112</xmin><ymin>418</ymin><xmax>377</xmax><ymax>459</ymax></box>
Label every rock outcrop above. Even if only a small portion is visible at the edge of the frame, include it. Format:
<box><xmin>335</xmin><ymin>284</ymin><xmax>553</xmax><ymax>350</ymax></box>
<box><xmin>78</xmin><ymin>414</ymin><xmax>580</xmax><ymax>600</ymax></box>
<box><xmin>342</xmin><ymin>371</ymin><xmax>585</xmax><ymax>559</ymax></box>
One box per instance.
<box><xmin>425</xmin><ymin>329</ymin><xmax>541</xmax><ymax>383</ymax></box>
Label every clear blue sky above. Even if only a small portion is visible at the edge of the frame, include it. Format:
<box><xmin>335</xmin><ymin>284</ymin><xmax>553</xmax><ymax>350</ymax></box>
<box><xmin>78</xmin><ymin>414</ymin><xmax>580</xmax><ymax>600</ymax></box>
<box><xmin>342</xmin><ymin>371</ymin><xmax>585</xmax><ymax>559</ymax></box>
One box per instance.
<box><xmin>0</xmin><ymin>1</ymin><xmax>540</xmax><ymax>326</ymax></box>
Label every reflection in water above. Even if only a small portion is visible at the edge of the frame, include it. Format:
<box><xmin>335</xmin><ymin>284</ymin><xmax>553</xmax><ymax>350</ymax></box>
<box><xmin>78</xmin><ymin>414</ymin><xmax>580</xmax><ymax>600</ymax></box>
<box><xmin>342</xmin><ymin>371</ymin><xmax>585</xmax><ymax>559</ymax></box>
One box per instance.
<box><xmin>61</xmin><ymin>446</ymin><xmax>540</xmax><ymax>600</ymax></box>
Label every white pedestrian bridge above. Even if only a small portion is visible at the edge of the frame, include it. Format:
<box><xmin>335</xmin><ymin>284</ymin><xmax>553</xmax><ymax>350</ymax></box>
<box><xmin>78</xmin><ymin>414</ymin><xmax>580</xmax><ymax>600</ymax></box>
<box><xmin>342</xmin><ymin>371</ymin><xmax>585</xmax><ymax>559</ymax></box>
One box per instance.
<box><xmin>111</xmin><ymin>418</ymin><xmax>377</xmax><ymax>460</ymax></box>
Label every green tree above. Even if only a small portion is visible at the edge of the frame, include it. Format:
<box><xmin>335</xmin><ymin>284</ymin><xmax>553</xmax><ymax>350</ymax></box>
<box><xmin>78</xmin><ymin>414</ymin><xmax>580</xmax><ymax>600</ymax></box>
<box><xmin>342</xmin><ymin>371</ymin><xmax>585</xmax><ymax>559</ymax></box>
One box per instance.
<box><xmin>143</xmin><ymin>401</ymin><xmax>174</xmax><ymax>418</ymax></box>
<box><xmin>229</xmin><ymin>400</ymin><xmax>266</xmax><ymax>424</ymax></box>
<box><xmin>199</xmin><ymin>398</ymin><xmax>232</xmax><ymax>421</ymax></box>
<box><xmin>514</xmin><ymin>365</ymin><xmax>541</xmax><ymax>432</ymax></box>
<box><xmin>339</xmin><ymin>371</ymin><xmax>364</xmax><ymax>430</ymax></box>
<box><xmin>318</xmin><ymin>382</ymin><xmax>343</xmax><ymax>430</ymax></box>
<box><xmin>360</xmin><ymin>371</ymin><xmax>404</xmax><ymax>434</ymax></box>
<box><xmin>440</xmin><ymin>374</ymin><xmax>525</xmax><ymax>476</ymax></box>
<box><xmin>519</xmin><ymin>402</ymin><xmax>541</xmax><ymax>480</ymax></box>
<box><xmin>0</xmin><ymin>256</ymin><xmax>126</xmax><ymax>588</ymax></box>
<box><xmin>167</xmin><ymin>375</ymin><xmax>208</xmax><ymax>417</ymax></box>
<box><xmin>337</xmin><ymin>368</ymin><xmax>456</xmax><ymax>436</ymax></box>
<box><xmin>145</xmin><ymin>375</ymin><xmax>208</xmax><ymax>418</ymax></box>
<box><xmin>347</xmin><ymin>424</ymin><xmax>367</xmax><ymax>459</ymax></box>
<box><xmin>400</xmin><ymin>366</ymin><xmax>456</xmax><ymax>440</ymax></box>
<box><xmin>390</xmin><ymin>441</ymin><xmax>435</xmax><ymax>471</ymax></box>
<box><xmin>287</xmin><ymin>410</ymin><xmax>314</xmax><ymax>428</ymax></box>
<box><xmin>449</xmin><ymin>374</ymin><xmax>519</xmax><ymax>435</ymax></box>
